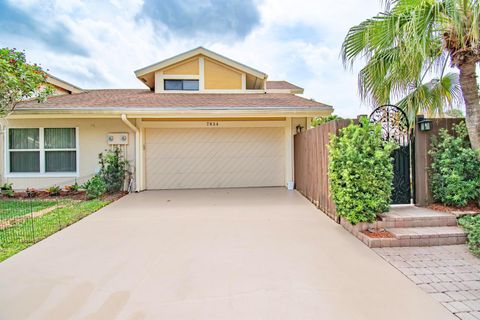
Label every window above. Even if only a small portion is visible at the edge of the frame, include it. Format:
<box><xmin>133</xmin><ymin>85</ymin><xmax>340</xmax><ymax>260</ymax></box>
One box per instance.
<box><xmin>9</xmin><ymin>129</ymin><xmax>40</xmax><ymax>173</ymax></box>
<box><xmin>44</xmin><ymin>128</ymin><xmax>77</xmax><ymax>172</ymax></box>
<box><xmin>7</xmin><ymin>128</ymin><xmax>78</xmax><ymax>175</ymax></box>
<box><xmin>164</xmin><ymin>79</ymin><xmax>199</xmax><ymax>91</ymax></box>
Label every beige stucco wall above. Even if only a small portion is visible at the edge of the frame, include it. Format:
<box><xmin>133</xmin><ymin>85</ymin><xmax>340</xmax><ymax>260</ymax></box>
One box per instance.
<box><xmin>204</xmin><ymin>58</ymin><xmax>242</xmax><ymax>90</ymax></box>
<box><xmin>0</xmin><ymin>118</ymin><xmax>136</xmax><ymax>190</ymax></box>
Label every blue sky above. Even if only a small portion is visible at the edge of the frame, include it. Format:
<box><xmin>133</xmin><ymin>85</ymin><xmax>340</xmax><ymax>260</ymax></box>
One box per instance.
<box><xmin>0</xmin><ymin>0</ymin><xmax>381</xmax><ymax>117</ymax></box>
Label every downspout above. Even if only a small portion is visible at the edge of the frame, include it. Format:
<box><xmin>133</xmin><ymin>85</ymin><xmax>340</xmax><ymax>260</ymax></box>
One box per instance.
<box><xmin>121</xmin><ymin>114</ymin><xmax>140</xmax><ymax>192</ymax></box>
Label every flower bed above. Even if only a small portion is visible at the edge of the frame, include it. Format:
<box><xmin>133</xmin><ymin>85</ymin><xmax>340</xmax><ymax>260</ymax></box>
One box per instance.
<box><xmin>428</xmin><ymin>202</ymin><xmax>480</xmax><ymax>218</ymax></box>
<box><xmin>340</xmin><ymin>217</ymin><xmax>397</xmax><ymax>248</ymax></box>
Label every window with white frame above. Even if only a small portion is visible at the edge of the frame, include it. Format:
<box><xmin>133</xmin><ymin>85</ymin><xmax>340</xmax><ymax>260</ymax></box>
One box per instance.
<box><xmin>164</xmin><ymin>79</ymin><xmax>199</xmax><ymax>91</ymax></box>
<box><xmin>7</xmin><ymin>128</ymin><xmax>78</xmax><ymax>175</ymax></box>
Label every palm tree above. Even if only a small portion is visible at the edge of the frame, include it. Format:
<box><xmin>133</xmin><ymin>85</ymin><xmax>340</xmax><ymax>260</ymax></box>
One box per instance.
<box><xmin>341</xmin><ymin>0</ymin><xmax>480</xmax><ymax>152</ymax></box>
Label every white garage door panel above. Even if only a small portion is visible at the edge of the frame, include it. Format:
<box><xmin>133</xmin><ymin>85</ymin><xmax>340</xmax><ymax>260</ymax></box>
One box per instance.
<box><xmin>146</xmin><ymin>127</ymin><xmax>285</xmax><ymax>189</ymax></box>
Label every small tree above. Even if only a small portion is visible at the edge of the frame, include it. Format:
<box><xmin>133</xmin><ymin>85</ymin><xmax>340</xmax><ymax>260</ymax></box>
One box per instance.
<box><xmin>0</xmin><ymin>48</ymin><xmax>53</xmax><ymax>115</ymax></box>
<box><xmin>311</xmin><ymin>114</ymin><xmax>341</xmax><ymax>127</ymax></box>
<box><xmin>99</xmin><ymin>147</ymin><xmax>129</xmax><ymax>193</ymax></box>
<box><xmin>429</xmin><ymin>122</ymin><xmax>480</xmax><ymax>207</ymax></box>
<box><xmin>328</xmin><ymin>117</ymin><xmax>398</xmax><ymax>224</ymax></box>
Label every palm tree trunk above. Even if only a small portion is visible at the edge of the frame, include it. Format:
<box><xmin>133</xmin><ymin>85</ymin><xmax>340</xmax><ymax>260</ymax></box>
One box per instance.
<box><xmin>458</xmin><ymin>61</ymin><xmax>480</xmax><ymax>153</ymax></box>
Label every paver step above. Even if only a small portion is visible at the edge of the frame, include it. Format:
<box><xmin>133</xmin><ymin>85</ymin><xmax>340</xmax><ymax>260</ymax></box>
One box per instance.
<box><xmin>381</xmin><ymin>208</ymin><xmax>457</xmax><ymax>228</ymax></box>
<box><xmin>385</xmin><ymin>226</ymin><xmax>467</xmax><ymax>246</ymax></box>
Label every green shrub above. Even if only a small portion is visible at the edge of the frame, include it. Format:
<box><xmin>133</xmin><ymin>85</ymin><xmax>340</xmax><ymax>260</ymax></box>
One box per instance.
<box><xmin>458</xmin><ymin>215</ymin><xmax>480</xmax><ymax>256</ymax></box>
<box><xmin>429</xmin><ymin>122</ymin><xmax>480</xmax><ymax>207</ymax></box>
<box><xmin>99</xmin><ymin>147</ymin><xmax>129</xmax><ymax>193</ymax></box>
<box><xmin>1</xmin><ymin>183</ymin><xmax>13</xmax><ymax>191</ymax></box>
<box><xmin>65</xmin><ymin>181</ymin><xmax>80</xmax><ymax>192</ymax></box>
<box><xmin>311</xmin><ymin>114</ymin><xmax>341</xmax><ymax>127</ymax></box>
<box><xmin>2</xmin><ymin>189</ymin><xmax>14</xmax><ymax>198</ymax></box>
<box><xmin>1</xmin><ymin>183</ymin><xmax>14</xmax><ymax>198</ymax></box>
<box><xmin>328</xmin><ymin>117</ymin><xmax>398</xmax><ymax>224</ymax></box>
<box><xmin>82</xmin><ymin>175</ymin><xmax>107</xmax><ymax>200</ymax></box>
<box><xmin>46</xmin><ymin>185</ymin><xmax>61</xmax><ymax>196</ymax></box>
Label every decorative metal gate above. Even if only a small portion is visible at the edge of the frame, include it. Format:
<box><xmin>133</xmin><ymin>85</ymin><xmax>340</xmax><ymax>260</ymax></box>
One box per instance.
<box><xmin>369</xmin><ymin>105</ymin><xmax>412</xmax><ymax>204</ymax></box>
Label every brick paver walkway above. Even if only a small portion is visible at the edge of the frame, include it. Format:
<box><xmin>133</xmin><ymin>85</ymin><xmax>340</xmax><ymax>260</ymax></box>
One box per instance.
<box><xmin>374</xmin><ymin>245</ymin><xmax>480</xmax><ymax>320</ymax></box>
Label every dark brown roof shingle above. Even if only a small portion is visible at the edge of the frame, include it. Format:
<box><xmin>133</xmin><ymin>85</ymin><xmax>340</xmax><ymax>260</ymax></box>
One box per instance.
<box><xmin>266</xmin><ymin>81</ymin><xmax>303</xmax><ymax>90</ymax></box>
<box><xmin>15</xmin><ymin>89</ymin><xmax>330</xmax><ymax>110</ymax></box>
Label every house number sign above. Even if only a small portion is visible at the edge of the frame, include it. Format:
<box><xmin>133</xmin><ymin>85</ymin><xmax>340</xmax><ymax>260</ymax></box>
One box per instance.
<box><xmin>206</xmin><ymin>121</ymin><xmax>219</xmax><ymax>127</ymax></box>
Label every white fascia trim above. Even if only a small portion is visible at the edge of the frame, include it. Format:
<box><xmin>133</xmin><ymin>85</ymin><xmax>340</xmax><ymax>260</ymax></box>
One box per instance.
<box><xmin>11</xmin><ymin>106</ymin><xmax>333</xmax><ymax>113</ymax></box>
<box><xmin>46</xmin><ymin>74</ymin><xmax>84</xmax><ymax>93</ymax></box>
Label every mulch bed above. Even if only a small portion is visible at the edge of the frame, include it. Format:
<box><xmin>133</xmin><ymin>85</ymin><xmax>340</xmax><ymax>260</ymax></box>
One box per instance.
<box><xmin>362</xmin><ymin>229</ymin><xmax>395</xmax><ymax>238</ymax></box>
<box><xmin>100</xmin><ymin>191</ymin><xmax>128</xmax><ymax>202</ymax></box>
<box><xmin>428</xmin><ymin>202</ymin><xmax>480</xmax><ymax>214</ymax></box>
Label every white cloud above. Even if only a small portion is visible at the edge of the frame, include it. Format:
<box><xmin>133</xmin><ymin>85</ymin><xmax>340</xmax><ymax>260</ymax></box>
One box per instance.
<box><xmin>2</xmin><ymin>0</ymin><xmax>383</xmax><ymax>117</ymax></box>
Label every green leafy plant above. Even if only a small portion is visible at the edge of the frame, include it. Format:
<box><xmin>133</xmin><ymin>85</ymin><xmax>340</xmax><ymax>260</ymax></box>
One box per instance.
<box><xmin>1</xmin><ymin>183</ymin><xmax>13</xmax><ymax>191</ymax></box>
<box><xmin>328</xmin><ymin>117</ymin><xmax>398</xmax><ymax>224</ymax></box>
<box><xmin>46</xmin><ymin>185</ymin><xmax>61</xmax><ymax>196</ymax></box>
<box><xmin>82</xmin><ymin>175</ymin><xmax>107</xmax><ymax>200</ymax></box>
<box><xmin>429</xmin><ymin>122</ymin><xmax>480</xmax><ymax>207</ymax></box>
<box><xmin>2</xmin><ymin>189</ymin><xmax>14</xmax><ymax>198</ymax></box>
<box><xmin>99</xmin><ymin>147</ymin><xmax>129</xmax><ymax>193</ymax></box>
<box><xmin>1</xmin><ymin>183</ymin><xmax>14</xmax><ymax>198</ymax></box>
<box><xmin>459</xmin><ymin>215</ymin><xmax>480</xmax><ymax>256</ymax></box>
<box><xmin>311</xmin><ymin>115</ymin><xmax>341</xmax><ymax>127</ymax></box>
<box><xmin>65</xmin><ymin>181</ymin><xmax>80</xmax><ymax>193</ymax></box>
<box><xmin>0</xmin><ymin>48</ymin><xmax>53</xmax><ymax>116</ymax></box>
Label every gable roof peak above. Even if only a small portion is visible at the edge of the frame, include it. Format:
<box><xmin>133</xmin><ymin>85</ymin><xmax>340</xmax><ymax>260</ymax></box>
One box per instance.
<box><xmin>134</xmin><ymin>47</ymin><xmax>268</xmax><ymax>89</ymax></box>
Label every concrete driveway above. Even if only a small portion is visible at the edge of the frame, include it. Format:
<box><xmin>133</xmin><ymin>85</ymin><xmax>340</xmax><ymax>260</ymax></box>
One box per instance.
<box><xmin>0</xmin><ymin>188</ymin><xmax>455</xmax><ymax>320</ymax></box>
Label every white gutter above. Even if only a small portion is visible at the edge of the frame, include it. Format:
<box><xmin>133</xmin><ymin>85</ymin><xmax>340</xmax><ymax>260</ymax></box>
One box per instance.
<box><xmin>121</xmin><ymin>114</ymin><xmax>140</xmax><ymax>192</ymax></box>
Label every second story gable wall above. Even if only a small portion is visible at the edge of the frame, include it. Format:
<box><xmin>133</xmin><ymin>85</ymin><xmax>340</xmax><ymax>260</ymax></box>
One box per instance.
<box><xmin>204</xmin><ymin>58</ymin><xmax>243</xmax><ymax>90</ymax></box>
<box><xmin>162</xmin><ymin>56</ymin><xmax>200</xmax><ymax>75</ymax></box>
<box><xmin>153</xmin><ymin>54</ymin><xmax>263</xmax><ymax>93</ymax></box>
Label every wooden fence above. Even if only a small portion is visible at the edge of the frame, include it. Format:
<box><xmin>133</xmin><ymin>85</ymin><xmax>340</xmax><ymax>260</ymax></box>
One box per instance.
<box><xmin>414</xmin><ymin>117</ymin><xmax>464</xmax><ymax>206</ymax></box>
<box><xmin>294</xmin><ymin>117</ymin><xmax>466</xmax><ymax>221</ymax></box>
<box><xmin>294</xmin><ymin>119</ymin><xmax>353</xmax><ymax>221</ymax></box>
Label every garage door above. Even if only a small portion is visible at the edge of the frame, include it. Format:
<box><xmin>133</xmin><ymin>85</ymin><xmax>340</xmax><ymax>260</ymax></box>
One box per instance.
<box><xmin>145</xmin><ymin>127</ymin><xmax>285</xmax><ymax>189</ymax></box>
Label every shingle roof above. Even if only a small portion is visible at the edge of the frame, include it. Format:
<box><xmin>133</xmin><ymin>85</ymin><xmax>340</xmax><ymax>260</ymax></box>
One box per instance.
<box><xmin>15</xmin><ymin>89</ymin><xmax>331</xmax><ymax>110</ymax></box>
<box><xmin>266</xmin><ymin>81</ymin><xmax>303</xmax><ymax>91</ymax></box>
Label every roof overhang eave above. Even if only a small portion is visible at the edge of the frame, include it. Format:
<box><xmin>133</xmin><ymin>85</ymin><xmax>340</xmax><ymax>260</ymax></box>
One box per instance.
<box><xmin>8</xmin><ymin>105</ymin><xmax>333</xmax><ymax>118</ymax></box>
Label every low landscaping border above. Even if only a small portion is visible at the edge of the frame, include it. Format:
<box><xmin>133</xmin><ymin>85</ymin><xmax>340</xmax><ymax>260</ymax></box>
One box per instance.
<box><xmin>0</xmin><ymin>193</ymin><xmax>125</xmax><ymax>262</ymax></box>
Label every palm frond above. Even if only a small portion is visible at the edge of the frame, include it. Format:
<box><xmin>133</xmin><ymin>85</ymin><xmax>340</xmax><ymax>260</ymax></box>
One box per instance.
<box><xmin>397</xmin><ymin>72</ymin><xmax>462</xmax><ymax>126</ymax></box>
<box><xmin>341</xmin><ymin>0</ymin><xmax>476</xmax><ymax>124</ymax></box>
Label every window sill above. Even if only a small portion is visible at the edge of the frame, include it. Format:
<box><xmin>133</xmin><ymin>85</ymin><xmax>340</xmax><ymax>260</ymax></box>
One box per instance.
<box><xmin>4</xmin><ymin>173</ymin><xmax>79</xmax><ymax>178</ymax></box>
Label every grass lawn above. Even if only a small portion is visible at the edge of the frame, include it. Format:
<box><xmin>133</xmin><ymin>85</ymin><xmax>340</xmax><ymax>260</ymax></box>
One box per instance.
<box><xmin>0</xmin><ymin>199</ymin><xmax>57</xmax><ymax>219</ymax></box>
<box><xmin>0</xmin><ymin>199</ymin><xmax>111</xmax><ymax>262</ymax></box>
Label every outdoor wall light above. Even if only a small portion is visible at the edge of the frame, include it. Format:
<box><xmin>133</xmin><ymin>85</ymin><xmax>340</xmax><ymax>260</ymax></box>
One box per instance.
<box><xmin>296</xmin><ymin>125</ymin><xmax>304</xmax><ymax>134</ymax></box>
<box><xmin>417</xmin><ymin>116</ymin><xmax>433</xmax><ymax>132</ymax></box>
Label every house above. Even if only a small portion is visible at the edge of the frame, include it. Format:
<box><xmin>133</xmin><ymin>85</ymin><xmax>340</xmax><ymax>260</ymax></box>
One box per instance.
<box><xmin>1</xmin><ymin>47</ymin><xmax>332</xmax><ymax>191</ymax></box>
